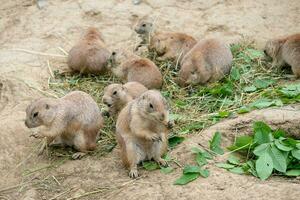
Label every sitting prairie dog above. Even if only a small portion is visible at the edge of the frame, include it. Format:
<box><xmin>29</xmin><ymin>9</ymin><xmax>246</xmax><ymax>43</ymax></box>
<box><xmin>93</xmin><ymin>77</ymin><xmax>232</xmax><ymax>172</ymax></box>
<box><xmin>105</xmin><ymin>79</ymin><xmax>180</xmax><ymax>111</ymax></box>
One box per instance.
<box><xmin>134</xmin><ymin>20</ymin><xmax>197</xmax><ymax>62</ymax></box>
<box><xmin>25</xmin><ymin>91</ymin><xmax>103</xmax><ymax>159</ymax></box>
<box><xmin>109</xmin><ymin>50</ymin><xmax>163</xmax><ymax>89</ymax></box>
<box><xmin>68</xmin><ymin>27</ymin><xmax>111</xmax><ymax>74</ymax></box>
<box><xmin>116</xmin><ymin>90</ymin><xmax>172</xmax><ymax>178</ymax></box>
<box><xmin>178</xmin><ymin>38</ymin><xmax>233</xmax><ymax>86</ymax></box>
<box><xmin>102</xmin><ymin>81</ymin><xmax>148</xmax><ymax>118</ymax></box>
<box><xmin>264</xmin><ymin>33</ymin><xmax>300</xmax><ymax>77</ymax></box>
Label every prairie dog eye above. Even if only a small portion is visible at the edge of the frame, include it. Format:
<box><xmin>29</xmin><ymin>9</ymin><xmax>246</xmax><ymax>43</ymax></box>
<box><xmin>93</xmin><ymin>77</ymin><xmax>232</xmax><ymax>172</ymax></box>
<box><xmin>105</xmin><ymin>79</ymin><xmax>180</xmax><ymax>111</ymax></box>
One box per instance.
<box><xmin>149</xmin><ymin>103</ymin><xmax>153</xmax><ymax>109</ymax></box>
<box><xmin>113</xmin><ymin>91</ymin><xmax>117</xmax><ymax>95</ymax></box>
<box><xmin>142</xmin><ymin>23</ymin><xmax>146</xmax><ymax>27</ymax></box>
<box><xmin>191</xmin><ymin>70</ymin><xmax>196</xmax><ymax>75</ymax></box>
<box><xmin>33</xmin><ymin>112</ymin><xmax>39</xmax><ymax>118</ymax></box>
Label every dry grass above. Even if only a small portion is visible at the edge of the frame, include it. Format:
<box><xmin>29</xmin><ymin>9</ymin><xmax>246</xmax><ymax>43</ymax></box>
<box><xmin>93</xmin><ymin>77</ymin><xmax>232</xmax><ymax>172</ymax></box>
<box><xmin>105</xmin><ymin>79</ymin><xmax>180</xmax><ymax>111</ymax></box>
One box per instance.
<box><xmin>47</xmin><ymin>41</ymin><xmax>292</xmax><ymax>159</ymax></box>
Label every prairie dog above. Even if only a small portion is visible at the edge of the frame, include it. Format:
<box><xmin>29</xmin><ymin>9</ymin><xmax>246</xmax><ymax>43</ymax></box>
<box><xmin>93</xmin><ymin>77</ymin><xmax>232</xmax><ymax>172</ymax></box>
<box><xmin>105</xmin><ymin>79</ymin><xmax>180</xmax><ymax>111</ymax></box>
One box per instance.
<box><xmin>116</xmin><ymin>90</ymin><xmax>171</xmax><ymax>178</ymax></box>
<box><xmin>178</xmin><ymin>38</ymin><xmax>233</xmax><ymax>86</ymax></box>
<box><xmin>264</xmin><ymin>33</ymin><xmax>300</xmax><ymax>77</ymax></box>
<box><xmin>25</xmin><ymin>91</ymin><xmax>103</xmax><ymax>159</ymax></box>
<box><xmin>68</xmin><ymin>27</ymin><xmax>111</xmax><ymax>74</ymax></box>
<box><xmin>102</xmin><ymin>81</ymin><xmax>148</xmax><ymax>118</ymax></box>
<box><xmin>134</xmin><ymin>20</ymin><xmax>197</xmax><ymax>62</ymax></box>
<box><xmin>109</xmin><ymin>51</ymin><xmax>163</xmax><ymax>89</ymax></box>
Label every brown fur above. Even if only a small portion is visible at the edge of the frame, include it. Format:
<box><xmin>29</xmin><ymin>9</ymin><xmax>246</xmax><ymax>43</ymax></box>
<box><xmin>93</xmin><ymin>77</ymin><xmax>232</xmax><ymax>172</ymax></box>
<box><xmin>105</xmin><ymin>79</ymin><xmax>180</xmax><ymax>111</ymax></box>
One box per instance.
<box><xmin>109</xmin><ymin>51</ymin><xmax>163</xmax><ymax>89</ymax></box>
<box><xmin>134</xmin><ymin>20</ymin><xmax>197</xmax><ymax>62</ymax></box>
<box><xmin>67</xmin><ymin>27</ymin><xmax>111</xmax><ymax>74</ymax></box>
<box><xmin>178</xmin><ymin>38</ymin><xmax>233</xmax><ymax>86</ymax></box>
<box><xmin>102</xmin><ymin>81</ymin><xmax>148</xmax><ymax>118</ymax></box>
<box><xmin>25</xmin><ymin>91</ymin><xmax>103</xmax><ymax>159</ymax></box>
<box><xmin>116</xmin><ymin>90</ymin><xmax>171</xmax><ymax>178</ymax></box>
<box><xmin>264</xmin><ymin>33</ymin><xmax>300</xmax><ymax>77</ymax></box>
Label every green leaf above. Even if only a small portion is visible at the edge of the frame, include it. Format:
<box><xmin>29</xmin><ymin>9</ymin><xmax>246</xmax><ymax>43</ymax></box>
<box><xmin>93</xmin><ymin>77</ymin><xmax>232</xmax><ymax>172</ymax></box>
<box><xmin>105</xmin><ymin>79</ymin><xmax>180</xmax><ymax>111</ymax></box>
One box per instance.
<box><xmin>183</xmin><ymin>165</ymin><xmax>201</xmax><ymax>174</ymax></box>
<box><xmin>253</xmin><ymin>143</ymin><xmax>270</xmax><ymax>156</ymax></box>
<box><xmin>196</xmin><ymin>153</ymin><xmax>208</xmax><ymax>167</ymax></box>
<box><xmin>285</xmin><ymin>169</ymin><xmax>300</xmax><ymax>176</ymax></box>
<box><xmin>273</xmin><ymin>129</ymin><xmax>286</xmax><ymax>139</ymax></box>
<box><xmin>237</xmin><ymin>106</ymin><xmax>252</xmax><ymax>114</ymax></box>
<box><xmin>142</xmin><ymin>161</ymin><xmax>159</xmax><ymax>171</ymax></box>
<box><xmin>230</xmin><ymin>67</ymin><xmax>240</xmax><ymax>81</ymax></box>
<box><xmin>199</xmin><ymin>168</ymin><xmax>210</xmax><ymax>178</ymax></box>
<box><xmin>227</xmin><ymin>155</ymin><xmax>240</xmax><ymax>165</ymax></box>
<box><xmin>247</xmin><ymin>160</ymin><xmax>258</xmax><ymax>177</ymax></box>
<box><xmin>227</xmin><ymin>135</ymin><xmax>254</xmax><ymax>151</ymax></box>
<box><xmin>168</xmin><ymin>136</ymin><xmax>185</xmax><ymax>148</ymax></box>
<box><xmin>246</xmin><ymin>48</ymin><xmax>265</xmax><ymax>59</ymax></box>
<box><xmin>216</xmin><ymin>163</ymin><xmax>235</xmax><ymax>169</ymax></box>
<box><xmin>160</xmin><ymin>167</ymin><xmax>173</xmax><ymax>174</ymax></box>
<box><xmin>279</xmin><ymin>84</ymin><xmax>300</xmax><ymax>98</ymax></box>
<box><xmin>250</xmin><ymin>99</ymin><xmax>282</xmax><ymax>109</ymax></box>
<box><xmin>209</xmin><ymin>132</ymin><xmax>224</xmax><ymax>155</ymax></box>
<box><xmin>253</xmin><ymin>79</ymin><xmax>274</xmax><ymax>89</ymax></box>
<box><xmin>169</xmin><ymin>114</ymin><xmax>183</xmax><ymax>121</ymax></box>
<box><xmin>229</xmin><ymin>167</ymin><xmax>245</xmax><ymax>174</ymax></box>
<box><xmin>253</xmin><ymin>121</ymin><xmax>273</xmax><ymax>144</ymax></box>
<box><xmin>218</xmin><ymin>111</ymin><xmax>231</xmax><ymax>118</ymax></box>
<box><xmin>244</xmin><ymin>86</ymin><xmax>257</xmax><ymax>93</ymax></box>
<box><xmin>268</xmin><ymin>144</ymin><xmax>287</xmax><ymax>172</ymax></box>
<box><xmin>174</xmin><ymin>173</ymin><xmax>200</xmax><ymax>185</ymax></box>
<box><xmin>274</xmin><ymin>139</ymin><xmax>293</xmax><ymax>151</ymax></box>
<box><xmin>191</xmin><ymin>147</ymin><xmax>213</xmax><ymax>160</ymax></box>
<box><xmin>256</xmin><ymin>152</ymin><xmax>273</xmax><ymax>180</ymax></box>
<box><xmin>291</xmin><ymin>149</ymin><xmax>300</xmax><ymax>160</ymax></box>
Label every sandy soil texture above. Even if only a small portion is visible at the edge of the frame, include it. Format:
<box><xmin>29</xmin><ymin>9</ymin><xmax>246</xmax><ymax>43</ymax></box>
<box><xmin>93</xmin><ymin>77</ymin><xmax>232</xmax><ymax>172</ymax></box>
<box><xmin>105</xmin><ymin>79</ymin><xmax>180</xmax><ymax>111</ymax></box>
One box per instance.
<box><xmin>0</xmin><ymin>0</ymin><xmax>300</xmax><ymax>199</ymax></box>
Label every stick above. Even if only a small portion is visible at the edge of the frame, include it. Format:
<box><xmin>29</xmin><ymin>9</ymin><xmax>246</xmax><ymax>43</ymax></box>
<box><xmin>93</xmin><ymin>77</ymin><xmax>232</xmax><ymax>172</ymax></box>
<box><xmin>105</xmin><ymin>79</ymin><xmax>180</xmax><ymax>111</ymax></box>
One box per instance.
<box><xmin>12</xmin><ymin>48</ymin><xmax>67</xmax><ymax>58</ymax></box>
<box><xmin>58</xmin><ymin>47</ymin><xmax>68</xmax><ymax>56</ymax></box>
<box><xmin>47</xmin><ymin>60</ymin><xmax>54</xmax><ymax>78</ymax></box>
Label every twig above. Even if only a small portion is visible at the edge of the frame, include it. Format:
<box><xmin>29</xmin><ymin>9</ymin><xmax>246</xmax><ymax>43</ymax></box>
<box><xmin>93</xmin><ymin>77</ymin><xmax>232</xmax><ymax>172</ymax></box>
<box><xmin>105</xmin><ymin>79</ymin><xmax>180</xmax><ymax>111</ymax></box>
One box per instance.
<box><xmin>18</xmin><ymin>79</ymin><xmax>58</xmax><ymax>98</ymax></box>
<box><xmin>47</xmin><ymin>60</ymin><xmax>54</xmax><ymax>78</ymax></box>
<box><xmin>66</xmin><ymin>188</ymin><xmax>108</xmax><ymax>200</ymax></box>
<box><xmin>58</xmin><ymin>47</ymin><xmax>68</xmax><ymax>56</ymax></box>
<box><xmin>52</xmin><ymin>175</ymin><xmax>61</xmax><ymax>185</ymax></box>
<box><xmin>11</xmin><ymin>48</ymin><xmax>67</xmax><ymax>58</ymax></box>
<box><xmin>49</xmin><ymin>187</ymin><xmax>76</xmax><ymax>200</ymax></box>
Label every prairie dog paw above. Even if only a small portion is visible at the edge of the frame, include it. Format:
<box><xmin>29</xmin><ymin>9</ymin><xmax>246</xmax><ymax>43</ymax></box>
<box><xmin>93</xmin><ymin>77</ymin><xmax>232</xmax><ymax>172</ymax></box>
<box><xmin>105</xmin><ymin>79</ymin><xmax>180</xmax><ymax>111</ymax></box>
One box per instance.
<box><xmin>150</xmin><ymin>135</ymin><xmax>162</xmax><ymax>142</ymax></box>
<box><xmin>30</xmin><ymin>132</ymin><xmax>43</xmax><ymax>139</ymax></box>
<box><xmin>129</xmin><ymin>169</ymin><xmax>139</xmax><ymax>179</ymax></box>
<box><xmin>157</xmin><ymin>158</ymin><xmax>168</xmax><ymax>167</ymax></box>
<box><xmin>72</xmin><ymin>152</ymin><xmax>87</xmax><ymax>160</ymax></box>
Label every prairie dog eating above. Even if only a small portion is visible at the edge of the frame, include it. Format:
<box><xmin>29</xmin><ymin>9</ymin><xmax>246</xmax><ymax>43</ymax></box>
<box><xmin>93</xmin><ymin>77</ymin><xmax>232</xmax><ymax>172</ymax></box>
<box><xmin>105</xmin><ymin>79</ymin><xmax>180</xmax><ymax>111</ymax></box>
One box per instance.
<box><xmin>264</xmin><ymin>33</ymin><xmax>300</xmax><ymax>77</ymax></box>
<box><xmin>109</xmin><ymin>51</ymin><xmax>163</xmax><ymax>89</ymax></box>
<box><xmin>25</xmin><ymin>91</ymin><xmax>103</xmax><ymax>159</ymax></box>
<box><xmin>102</xmin><ymin>81</ymin><xmax>148</xmax><ymax>118</ymax></box>
<box><xmin>178</xmin><ymin>38</ymin><xmax>233</xmax><ymax>86</ymax></box>
<box><xmin>68</xmin><ymin>27</ymin><xmax>111</xmax><ymax>74</ymax></box>
<box><xmin>116</xmin><ymin>90</ymin><xmax>172</xmax><ymax>178</ymax></box>
<box><xmin>135</xmin><ymin>20</ymin><xmax>197</xmax><ymax>62</ymax></box>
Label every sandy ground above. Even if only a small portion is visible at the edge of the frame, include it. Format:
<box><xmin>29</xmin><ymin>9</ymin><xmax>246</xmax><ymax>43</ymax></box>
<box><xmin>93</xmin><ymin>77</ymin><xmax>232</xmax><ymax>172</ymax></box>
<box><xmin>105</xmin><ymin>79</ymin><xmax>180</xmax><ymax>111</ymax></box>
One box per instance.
<box><xmin>0</xmin><ymin>0</ymin><xmax>300</xmax><ymax>199</ymax></box>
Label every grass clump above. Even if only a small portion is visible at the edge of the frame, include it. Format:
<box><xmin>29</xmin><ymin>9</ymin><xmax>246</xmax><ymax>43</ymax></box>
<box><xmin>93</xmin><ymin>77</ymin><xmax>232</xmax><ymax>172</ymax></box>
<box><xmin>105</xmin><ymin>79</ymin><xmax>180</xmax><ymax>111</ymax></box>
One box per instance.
<box><xmin>48</xmin><ymin>41</ymin><xmax>295</xmax><ymax>158</ymax></box>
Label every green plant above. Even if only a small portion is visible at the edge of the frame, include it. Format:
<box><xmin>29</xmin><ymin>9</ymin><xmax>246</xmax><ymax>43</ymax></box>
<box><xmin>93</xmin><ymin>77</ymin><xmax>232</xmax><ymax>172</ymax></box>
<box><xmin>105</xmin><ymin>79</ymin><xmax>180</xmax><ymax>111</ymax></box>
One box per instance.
<box><xmin>219</xmin><ymin>121</ymin><xmax>300</xmax><ymax>180</ymax></box>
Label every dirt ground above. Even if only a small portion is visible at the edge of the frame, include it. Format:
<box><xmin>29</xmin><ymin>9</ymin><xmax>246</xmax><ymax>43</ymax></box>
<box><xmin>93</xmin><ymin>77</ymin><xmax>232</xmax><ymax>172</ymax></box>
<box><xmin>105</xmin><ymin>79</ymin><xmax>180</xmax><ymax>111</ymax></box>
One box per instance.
<box><xmin>1</xmin><ymin>0</ymin><xmax>300</xmax><ymax>199</ymax></box>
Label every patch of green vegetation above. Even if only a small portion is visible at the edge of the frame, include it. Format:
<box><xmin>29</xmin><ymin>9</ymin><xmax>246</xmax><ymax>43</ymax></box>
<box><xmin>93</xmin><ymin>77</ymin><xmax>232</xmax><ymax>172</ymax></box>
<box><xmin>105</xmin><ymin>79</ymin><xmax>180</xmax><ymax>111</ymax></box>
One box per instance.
<box><xmin>49</xmin><ymin>41</ymin><xmax>296</xmax><ymax>159</ymax></box>
<box><xmin>218</xmin><ymin>121</ymin><xmax>300</xmax><ymax>180</ymax></box>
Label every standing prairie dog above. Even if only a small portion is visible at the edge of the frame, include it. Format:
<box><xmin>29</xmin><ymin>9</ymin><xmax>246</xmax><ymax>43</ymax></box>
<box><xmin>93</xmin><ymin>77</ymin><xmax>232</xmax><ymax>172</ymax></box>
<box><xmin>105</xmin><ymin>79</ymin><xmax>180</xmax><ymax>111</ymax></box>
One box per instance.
<box><xmin>109</xmin><ymin>51</ymin><xmax>163</xmax><ymax>89</ymax></box>
<box><xmin>178</xmin><ymin>38</ymin><xmax>233</xmax><ymax>86</ymax></box>
<box><xmin>102</xmin><ymin>81</ymin><xmax>148</xmax><ymax>118</ymax></box>
<box><xmin>116</xmin><ymin>90</ymin><xmax>172</xmax><ymax>178</ymax></box>
<box><xmin>25</xmin><ymin>91</ymin><xmax>103</xmax><ymax>159</ymax></box>
<box><xmin>68</xmin><ymin>27</ymin><xmax>111</xmax><ymax>74</ymax></box>
<box><xmin>134</xmin><ymin>20</ymin><xmax>197</xmax><ymax>62</ymax></box>
<box><xmin>264</xmin><ymin>33</ymin><xmax>300</xmax><ymax>77</ymax></box>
